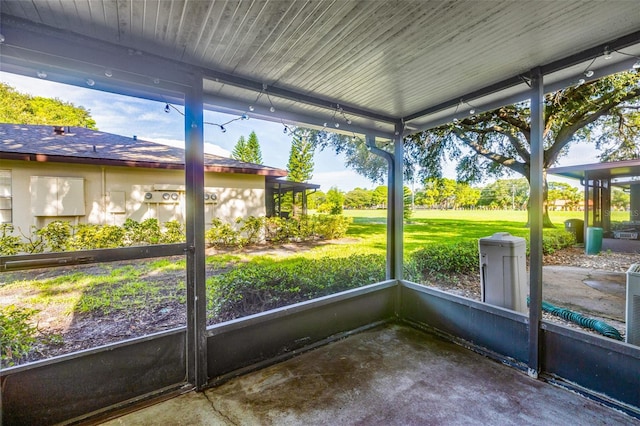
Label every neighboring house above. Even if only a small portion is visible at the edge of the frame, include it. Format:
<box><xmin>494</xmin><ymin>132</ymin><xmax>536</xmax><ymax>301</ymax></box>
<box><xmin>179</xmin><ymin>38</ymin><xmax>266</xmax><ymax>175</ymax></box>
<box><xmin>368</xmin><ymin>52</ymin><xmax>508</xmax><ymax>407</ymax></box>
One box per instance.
<box><xmin>0</xmin><ymin>124</ymin><xmax>290</xmax><ymax>234</ymax></box>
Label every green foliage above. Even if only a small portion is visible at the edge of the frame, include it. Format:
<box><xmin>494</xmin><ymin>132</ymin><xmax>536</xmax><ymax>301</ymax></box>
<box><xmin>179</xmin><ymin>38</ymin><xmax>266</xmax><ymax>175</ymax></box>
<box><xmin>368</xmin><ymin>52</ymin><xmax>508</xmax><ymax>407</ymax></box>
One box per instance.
<box><xmin>454</xmin><ymin>182</ymin><xmax>481</xmax><ymax>208</ymax></box>
<box><xmin>611</xmin><ymin>188</ymin><xmax>630</xmax><ymax>210</ymax></box>
<box><xmin>307</xmin><ymin>190</ymin><xmax>325</xmax><ymax>210</ymax></box>
<box><xmin>344</xmin><ymin>187</ymin><xmax>375</xmax><ymax>209</ymax></box>
<box><xmin>239</xmin><ymin>216</ymin><xmax>265</xmax><ymax>245</ymax></box>
<box><xmin>20</xmin><ymin>226</ymin><xmax>45</xmax><ymax>254</ymax></box>
<box><xmin>547</xmin><ymin>182</ymin><xmax>581</xmax><ymax>211</ymax></box>
<box><xmin>245</xmin><ymin>131</ymin><xmax>263</xmax><ymax>164</ymax></box>
<box><xmin>37</xmin><ymin>220</ymin><xmax>72</xmax><ymax>252</ymax></box>
<box><xmin>0</xmin><ymin>305</ymin><xmax>39</xmax><ymax>366</ymax></box>
<box><xmin>70</xmin><ymin>224</ymin><xmax>125</xmax><ymax>250</ymax></box>
<box><xmin>319</xmin><ymin>186</ymin><xmax>344</xmax><ymax>215</ymax></box>
<box><xmin>314</xmin><ymin>214</ymin><xmax>352</xmax><ymax>239</ymax></box>
<box><xmin>538</xmin><ymin>229</ymin><xmax>576</xmax><ymax>255</ymax></box>
<box><xmin>204</xmin><ymin>215</ymin><xmax>351</xmax><ymax>247</ymax></box>
<box><xmin>287</xmin><ymin>129</ymin><xmax>315</xmax><ymax>183</ymax></box>
<box><xmin>408</xmin><ymin>229</ymin><xmax>577</xmax><ymax>281</ymax></box>
<box><xmin>123</xmin><ymin>218</ymin><xmax>162</xmax><ymax>245</ymax></box>
<box><xmin>206</xmin><ymin>218</ymin><xmax>240</xmax><ymax>248</ymax></box>
<box><xmin>207</xmin><ymin>254</ymin><xmax>385</xmax><ymax>322</ymax></box>
<box><xmin>478</xmin><ymin>178</ymin><xmax>530</xmax><ymax>210</ymax></box>
<box><xmin>410</xmin><ymin>240</ymin><xmax>479</xmax><ymax>278</ymax></box>
<box><xmin>0</xmin><ymin>224</ymin><xmax>22</xmax><ymax>255</ymax></box>
<box><xmin>0</xmin><ymin>83</ymin><xmax>98</xmax><ymax>129</ymax></box>
<box><xmin>372</xmin><ymin>185</ymin><xmax>388</xmax><ymax>207</ymax></box>
<box><xmin>231</xmin><ymin>136</ymin><xmax>248</xmax><ymax>161</ymax></box>
<box><xmin>232</xmin><ymin>131</ymin><xmax>263</xmax><ymax>164</ymax></box>
<box><xmin>161</xmin><ymin>220</ymin><xmax>186</xmax><ymax>243</ymax></box>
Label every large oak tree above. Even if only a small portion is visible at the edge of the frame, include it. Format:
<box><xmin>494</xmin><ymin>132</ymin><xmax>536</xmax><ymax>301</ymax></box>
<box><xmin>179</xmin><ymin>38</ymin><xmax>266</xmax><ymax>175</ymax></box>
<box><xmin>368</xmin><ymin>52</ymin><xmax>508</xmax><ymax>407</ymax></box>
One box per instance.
<box><xmin>310</xmin><ymin>71</ymin><xmax>640</xmax><ymax>227</ymax></box>
<box><xmin>406</xmin><ymin>70</ymin><xmax>640</xmax><ymax>227</ymax></box>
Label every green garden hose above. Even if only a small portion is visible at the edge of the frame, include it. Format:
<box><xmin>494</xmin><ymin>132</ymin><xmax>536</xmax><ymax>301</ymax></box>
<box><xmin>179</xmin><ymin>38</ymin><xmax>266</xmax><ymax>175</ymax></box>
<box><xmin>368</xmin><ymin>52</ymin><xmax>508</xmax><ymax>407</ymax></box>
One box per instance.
<box><xmin>528</xmin><ymin>298</ymin><xmax>623</xmax><ymax>340</ymax></box>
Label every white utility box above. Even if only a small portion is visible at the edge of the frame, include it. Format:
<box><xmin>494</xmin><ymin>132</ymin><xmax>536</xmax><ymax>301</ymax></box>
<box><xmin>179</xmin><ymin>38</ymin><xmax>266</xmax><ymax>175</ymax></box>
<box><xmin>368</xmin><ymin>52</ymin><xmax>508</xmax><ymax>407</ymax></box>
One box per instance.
<box><xmin>626</xmin><ymin>263</ymin><xmax>640</xmax><ymax>345</ymax></box>
<box><xmin>479</xmin><ymin>232</ymin><xmax>527</xmax><ymax>313</ymax></box>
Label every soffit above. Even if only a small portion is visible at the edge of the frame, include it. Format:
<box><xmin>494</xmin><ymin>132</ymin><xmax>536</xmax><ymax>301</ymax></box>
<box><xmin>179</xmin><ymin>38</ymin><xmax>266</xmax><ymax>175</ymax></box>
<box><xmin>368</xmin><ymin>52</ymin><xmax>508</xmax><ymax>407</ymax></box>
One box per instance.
<box><xmin>1</xmin><ymin>1</ymin><xmax>640</xmax><ymax>137</ymax></box>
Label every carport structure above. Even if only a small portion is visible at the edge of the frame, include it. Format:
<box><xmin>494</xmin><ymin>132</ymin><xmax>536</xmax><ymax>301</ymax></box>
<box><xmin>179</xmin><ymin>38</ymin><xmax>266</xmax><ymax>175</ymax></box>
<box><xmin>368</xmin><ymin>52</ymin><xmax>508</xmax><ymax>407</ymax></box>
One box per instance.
<box><xmin>550</xmin><ymin>159</ymin><xmax>640</xmax><ymax>237</ymax></box>
<box><xmin>1</xmin><ymin>1</ymin><xmax>639</xmax><ymax>423</ymax></box>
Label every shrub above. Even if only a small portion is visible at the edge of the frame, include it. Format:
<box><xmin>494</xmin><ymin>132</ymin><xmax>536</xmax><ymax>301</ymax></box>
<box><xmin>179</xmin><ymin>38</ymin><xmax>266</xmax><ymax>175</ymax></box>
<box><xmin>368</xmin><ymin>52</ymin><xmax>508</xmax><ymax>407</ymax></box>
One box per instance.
<box><xmin>296</xmin><ymin>215</ymin><xmax>316</xmax><ymax>240</ymax></box>
<box><xmin>37</xmin><ymin>220</ymin><xmax>72</xmax><ymax>252</ymax></box>
<box><xmin>206</xmin><ymin>218</ymin><xmax>240</xmax><ymax>248</ymax></box>
<box><xmin>315</xmin><ymin>214</ymin><xmax>351</xmax><ymax>239</ymax></box>
<box><xmin>409</xmin><ymin>240</ymin><xmax>479</xmax><ymax>278</ymax></box>
<box><xmin>161</xmin><ymin>220</ymin><xmax>185</xmax><ymax>243</ymax></box>
<box><xmin>238</xmin><ymin>216</ymin><xmax>265</xmax><ymax>246</ymax></box>
<box><xmin>207</xmin><ymin>254</ymin><xmax>386</xmax><ymax>322</ymax></box>
<box><xmin>539</xmin><ymin>229</ymin><xmax>576</xmax><ymax>255</ymax></box>
<box><xmin>19</xmin><ymin>226</ymin><xmax>46</xmax><ymax>254</ymax></box>
<box><xmin>0</xmin><ymin>224</ymin><xmax>22</xmax><ymax>255</ymax></box>
<box><xmin>70</xmin><ymin>224</ymin><xmax>125</xmax><ymax>250</ymax></box>
<box><xmin>264</xmin><ymin>217</ymin><xmax>285</xmax><ymax>242</ymax></box>
<box><xmin>408</xmin><ymin>230</ymin><xmax>578</xmax><ymax>280</ymax></box>
<box><xmin>123</xmin><ymin>218</ymin><xmax>162</xmax><ymax>245</ymax></box>
<box><xmin>0</xmin><ymin>305</ymin><xmax>39</xmax><ymax>366</ymax></box>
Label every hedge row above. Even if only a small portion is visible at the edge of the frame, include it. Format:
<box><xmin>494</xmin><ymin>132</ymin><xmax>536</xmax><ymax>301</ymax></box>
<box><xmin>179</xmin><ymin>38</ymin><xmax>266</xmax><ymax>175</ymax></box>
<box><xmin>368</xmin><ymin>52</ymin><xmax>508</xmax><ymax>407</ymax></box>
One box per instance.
<box><xmin>207</xmin><ymin>254</ymin><xmax>386</xmax><ymax>322</ymax></box>
<box><xmin>205</xmin><ymin>214</ymin><xmax>352</xmax><ymax>248</ymax></box>
<box><xmin>0</xmin><ymin>214</ymin><xmax>353</xmax><ymax>255</ymax></box>
<box><xmin>208</xmin><ymin>229</ymin><xmax>577</xmax><ymax>321</ymax></box>
<box><xmin>0</xmin><ymin>219</ymin><xmax>185</xmax><ymax>255</ymax></box>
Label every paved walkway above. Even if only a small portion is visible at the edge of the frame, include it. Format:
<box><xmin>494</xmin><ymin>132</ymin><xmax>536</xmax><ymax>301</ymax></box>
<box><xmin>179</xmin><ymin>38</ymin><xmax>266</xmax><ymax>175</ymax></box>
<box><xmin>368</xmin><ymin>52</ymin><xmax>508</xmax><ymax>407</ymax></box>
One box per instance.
<box><xmin>543</xmin><ymin>265</ymin><xmax>626</xmax><ymax>322</ymax></box>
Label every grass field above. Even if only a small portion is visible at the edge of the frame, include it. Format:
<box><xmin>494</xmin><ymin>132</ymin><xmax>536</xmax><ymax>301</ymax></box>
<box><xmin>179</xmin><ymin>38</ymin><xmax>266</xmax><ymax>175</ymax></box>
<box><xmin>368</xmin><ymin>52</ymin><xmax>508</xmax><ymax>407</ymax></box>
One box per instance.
<box><xmin>2</xmin><ymin>208</ymin><xmax>619</xmax><ymax>365</ymax></box>
<box><xmin>335</xmin><ymin>209</ymin><xmax>609</xmax><ymax>255</ymax></box>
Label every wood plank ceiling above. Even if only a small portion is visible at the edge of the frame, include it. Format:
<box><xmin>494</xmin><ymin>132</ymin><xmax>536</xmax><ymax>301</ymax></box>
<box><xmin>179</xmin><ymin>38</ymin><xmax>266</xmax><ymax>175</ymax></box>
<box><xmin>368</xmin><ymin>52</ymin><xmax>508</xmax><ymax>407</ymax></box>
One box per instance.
<box><xmin>1</xmin><ymin>1</ymin><xmax>640</xmax><ymax>136</ymax></box>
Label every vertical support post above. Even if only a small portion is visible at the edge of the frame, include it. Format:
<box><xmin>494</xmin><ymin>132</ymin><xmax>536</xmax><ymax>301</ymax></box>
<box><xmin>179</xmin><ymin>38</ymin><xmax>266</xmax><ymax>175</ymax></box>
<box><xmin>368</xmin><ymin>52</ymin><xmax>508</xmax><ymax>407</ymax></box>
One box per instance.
<box><xmin>185</xmin><ymin>74</ymin><xmax>207</xmax><ymax>389</ymax></box>
<box><xmin>528</xmin><ymin>67</ymin><xmax>544</xmax><ymax>378</ymax></box>
<box><xmin>365</xmin><ymin>135</ymin><xmax>393</xmax><ymax>280</ymax></box>
<box><xmin>584</xmin><ymin>173</ymin><xmax>590</xmax><ymax>226</ymax></box>
<box><xmin>602</xmin><ymin>178</ymin><xmax>611</xmax><ymax>234</ymax></box>
<box><xmin>392</xmin><ymin>122</ymin><xmax>404</xmax><ymax>280</ymax></box>
<box><xmin>630</xmin><ymin>184</ymin><xmax>640</xmax><ymax>222</ymax></box>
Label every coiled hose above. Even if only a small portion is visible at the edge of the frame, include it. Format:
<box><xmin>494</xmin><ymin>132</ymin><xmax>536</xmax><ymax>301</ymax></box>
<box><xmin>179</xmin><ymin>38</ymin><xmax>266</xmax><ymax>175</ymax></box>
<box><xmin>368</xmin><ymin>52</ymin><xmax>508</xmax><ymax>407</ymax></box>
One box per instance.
<box><xmin>528</xmin><ymin>298</ymin><xmax>623</xmax><ymax>341</ymax></box>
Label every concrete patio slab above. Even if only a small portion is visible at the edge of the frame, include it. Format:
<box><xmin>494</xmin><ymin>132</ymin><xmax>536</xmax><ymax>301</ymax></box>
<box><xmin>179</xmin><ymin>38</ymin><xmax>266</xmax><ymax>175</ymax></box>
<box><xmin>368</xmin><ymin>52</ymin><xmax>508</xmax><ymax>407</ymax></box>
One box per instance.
<box><xmin>101</xmin><ymin>325</ymin><xmax>637</xmax><ymax>425</ymax></box>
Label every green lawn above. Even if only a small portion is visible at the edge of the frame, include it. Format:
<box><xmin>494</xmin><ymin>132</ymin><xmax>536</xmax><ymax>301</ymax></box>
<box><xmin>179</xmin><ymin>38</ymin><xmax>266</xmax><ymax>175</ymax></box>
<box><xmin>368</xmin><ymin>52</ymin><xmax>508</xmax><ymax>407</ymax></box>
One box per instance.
<box><xmin>336</xmin><ymin>209</ymin><xmax>623</xmax><ymax>255</ymax></box>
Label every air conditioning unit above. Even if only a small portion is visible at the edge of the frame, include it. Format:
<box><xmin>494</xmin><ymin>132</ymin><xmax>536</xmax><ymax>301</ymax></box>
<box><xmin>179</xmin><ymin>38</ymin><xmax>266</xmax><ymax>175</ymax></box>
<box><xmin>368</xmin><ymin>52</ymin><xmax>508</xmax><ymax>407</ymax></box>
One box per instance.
<box><xmin>478</xmin><ymin>232</ymin><xmax>527</xmax><ymax>313</ymax></box>
<box><xmin>143</xmin><ymin>191</ymin><xmax>180</xmax><ymax>203</ymax></box>
<box><xmin>626</xmin><ymin>264</ymin><xmax>640</xmax><ymax>345</ymax></box>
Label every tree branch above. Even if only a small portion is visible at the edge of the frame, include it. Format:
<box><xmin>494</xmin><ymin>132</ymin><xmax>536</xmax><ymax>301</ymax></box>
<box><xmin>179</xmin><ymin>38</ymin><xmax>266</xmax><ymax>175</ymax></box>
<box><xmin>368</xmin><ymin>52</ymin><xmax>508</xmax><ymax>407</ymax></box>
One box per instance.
<box><xmin>545</xmin><ymin>87</ymin><xmax>640</xmax><ymax>165</ymax></box>
<box><xmin>451</xmin><ymin>128</ymin><xmax>526</xmax><ymax>175</ymax></box>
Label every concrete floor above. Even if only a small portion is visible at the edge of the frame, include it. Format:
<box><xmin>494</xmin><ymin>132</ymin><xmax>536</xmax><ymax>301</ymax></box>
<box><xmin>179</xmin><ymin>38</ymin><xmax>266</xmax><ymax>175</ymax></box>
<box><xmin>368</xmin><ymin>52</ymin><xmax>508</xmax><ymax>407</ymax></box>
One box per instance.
<box><xmin>101</xmin><ymin>325</ymin><xmax>638</xmax><ymax>425</ymax></box>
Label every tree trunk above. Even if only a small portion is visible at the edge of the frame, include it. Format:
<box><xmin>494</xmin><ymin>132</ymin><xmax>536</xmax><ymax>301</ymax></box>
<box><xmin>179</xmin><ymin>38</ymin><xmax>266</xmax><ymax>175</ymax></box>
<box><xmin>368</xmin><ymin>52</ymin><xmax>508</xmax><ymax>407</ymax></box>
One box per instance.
<box><xmin>527</xmin><ymin>170</ymin><xmax>556</xmax><ymax>228</ymax></box>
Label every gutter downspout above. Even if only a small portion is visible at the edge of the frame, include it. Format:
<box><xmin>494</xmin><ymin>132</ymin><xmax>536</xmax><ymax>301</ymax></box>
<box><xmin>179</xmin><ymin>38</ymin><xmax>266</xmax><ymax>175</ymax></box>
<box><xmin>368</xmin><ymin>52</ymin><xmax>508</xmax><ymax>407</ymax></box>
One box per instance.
<box><xmin>101</xmin><ymin>166</ymin><xmax>107</xmax><ymax>225</ymax></box>
<box><xmin>365</xmin><ymin>136</ymin><xmax>394</xmax><ymax>280</ymax></box>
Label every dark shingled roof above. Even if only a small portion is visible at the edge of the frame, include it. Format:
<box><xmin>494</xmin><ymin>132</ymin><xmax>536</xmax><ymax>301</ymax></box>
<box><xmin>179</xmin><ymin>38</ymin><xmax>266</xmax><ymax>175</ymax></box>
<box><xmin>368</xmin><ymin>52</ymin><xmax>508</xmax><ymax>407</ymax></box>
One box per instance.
<box><xmin>0</xmin><ymin>124</ymin><xmax>287</xmax><ymax>177</ymax></box>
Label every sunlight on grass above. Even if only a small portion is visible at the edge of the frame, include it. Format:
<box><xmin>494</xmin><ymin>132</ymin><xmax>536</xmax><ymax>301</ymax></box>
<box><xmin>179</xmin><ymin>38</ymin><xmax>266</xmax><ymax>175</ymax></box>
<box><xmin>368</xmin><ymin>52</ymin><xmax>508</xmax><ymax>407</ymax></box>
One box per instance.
<box><xmin>1</xmin><ymin>209</ymin><xmax>593</xmax><ymax>320</ymax></box>
<box><xmin>0</xmin><ymin>260</ymin><xmax>188</xmax><ymax>317</ymax></box>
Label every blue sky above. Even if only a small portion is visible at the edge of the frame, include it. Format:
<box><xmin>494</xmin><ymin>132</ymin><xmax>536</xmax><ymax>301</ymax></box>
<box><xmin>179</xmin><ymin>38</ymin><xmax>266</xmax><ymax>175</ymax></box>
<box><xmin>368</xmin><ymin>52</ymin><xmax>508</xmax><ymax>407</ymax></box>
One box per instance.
<box><xmin>0</xmin><ymin>71</ymin><xmax>379</xmax><ymax>192</ymax></box>
<box><xmin>1</xmin><ymin>71</ymin><xmax>594</xmax><ymax>189</ymax></box>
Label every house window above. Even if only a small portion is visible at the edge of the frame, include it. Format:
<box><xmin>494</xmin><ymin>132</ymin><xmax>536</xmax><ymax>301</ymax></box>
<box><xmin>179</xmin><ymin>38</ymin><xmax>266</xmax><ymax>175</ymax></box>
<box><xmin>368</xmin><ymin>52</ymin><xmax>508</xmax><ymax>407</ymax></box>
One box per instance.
<box><xmin>0</xmin><ymin>170</ymin><xmax>11</xmax><ymax>223</ymax></box>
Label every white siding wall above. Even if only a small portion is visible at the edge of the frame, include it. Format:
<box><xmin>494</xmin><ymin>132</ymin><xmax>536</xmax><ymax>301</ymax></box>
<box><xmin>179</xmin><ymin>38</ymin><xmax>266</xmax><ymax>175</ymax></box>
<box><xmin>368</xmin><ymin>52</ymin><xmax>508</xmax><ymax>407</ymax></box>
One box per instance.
<box><xmin>4</xmin><ymin>160</ymin><xmax>266</xmax><ymax>235</ymax></box>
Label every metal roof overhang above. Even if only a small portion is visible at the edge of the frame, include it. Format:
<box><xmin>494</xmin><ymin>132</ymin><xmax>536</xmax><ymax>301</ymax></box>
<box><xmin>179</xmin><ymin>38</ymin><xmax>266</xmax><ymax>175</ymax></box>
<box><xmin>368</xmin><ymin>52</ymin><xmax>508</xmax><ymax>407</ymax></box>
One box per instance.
<box><xmin>548</xmin><ymin>159</ymin><xmax>640</xmax><ymax>187</ymax></box>
<box><xmin>1</xmin><ymin>1</ymin><xmax>640</xmax><ymax>139</ymax></box>
<box><xmin>266</xmin><ymin>176</ymin><xmax>321</xmax><ymax>192</ymax></box>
